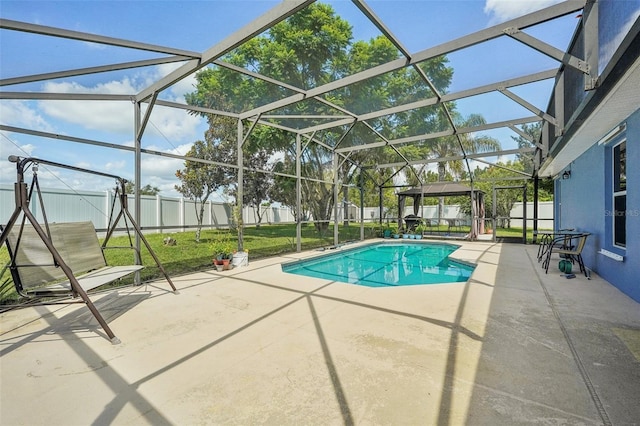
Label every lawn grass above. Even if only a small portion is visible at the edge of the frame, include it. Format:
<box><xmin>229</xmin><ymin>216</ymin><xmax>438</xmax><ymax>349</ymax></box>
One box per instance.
<box><xmin>494</xmin><ymin>226</ymin><xmax>551</xmax><ymax>243</ymax></box>
<box><xmin>0</xmin><ymin>222</ymin><xmax>379</xmax><ymax>303</ymax></box>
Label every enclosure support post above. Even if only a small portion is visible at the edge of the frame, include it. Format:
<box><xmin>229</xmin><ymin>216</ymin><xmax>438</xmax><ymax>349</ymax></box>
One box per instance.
<box><xmin>333</xmin><ymin>151</ymin><xmax>339</xmax><ymax>246</ymax></box>
<box><xmin>296</xmin><ymin>134</ymin><xmax>302</xmax><ymax>252</ymax></box>
<box><xmin>133</xmin><ymin>101</ymin><xmax>142</xmax><ymax>283</ymax></box>
<box><xmin>523</xmin><ymin>183</ymin><xmax>528</xmax><ymax>244</ymax></box>
<box><xmin>492</xmin><ymin>185</ymin><xmax>497</xmax><ymax>243</ymax></box>
<box><xmin>379</xmin><ymin>185</ymin><xmax>383</xmax><ymax>226</ymax></box>
<box><xmin>533</xmin><ymin>176</ymin><xmax>539</xmax><ymax>243</ymax></box>
<box><xmin>237</xmin><ymin>119</ymin><xmax>244</xmax><ymax>251</ymax></box>
<box><xmin>359</xmin><ymin>170</ymin><xmax>364</xmax><ymax>241</ymax></box>
<box><xmin>470</xmin><ymin>184</ymin><xmax>475</xmax><ymax>241</ymax></box>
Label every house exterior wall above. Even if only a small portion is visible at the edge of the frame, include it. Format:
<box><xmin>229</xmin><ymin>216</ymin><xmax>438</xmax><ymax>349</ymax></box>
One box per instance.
<box><xmin>555</xmin><ymin>108</ymin><xmax>640</xmax><ymax>302</ymax></box>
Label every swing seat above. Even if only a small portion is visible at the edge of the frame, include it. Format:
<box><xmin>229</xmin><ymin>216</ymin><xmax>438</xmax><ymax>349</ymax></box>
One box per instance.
<box><xmin>7</xmin><ymin>221</ymin><xmax>144</xmax><ymax>297</ymax></box>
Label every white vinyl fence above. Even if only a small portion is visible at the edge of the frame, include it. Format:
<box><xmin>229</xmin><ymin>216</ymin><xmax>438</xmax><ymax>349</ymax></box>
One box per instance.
<box><xmin>0</xmin><ymin>184</ymin><xmax>294</xmax><ymax>233</ymax></box>
<box><xmin>1</xmin><ymin>184</ymin><xmax>554</xmax><ymax>232</ymax></box>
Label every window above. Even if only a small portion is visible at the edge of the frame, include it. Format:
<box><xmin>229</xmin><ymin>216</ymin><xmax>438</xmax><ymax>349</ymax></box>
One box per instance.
<box><xmin>613</xmin><ymin>140</ymin><xmax>626</xmax><ymax>248</ymax></box>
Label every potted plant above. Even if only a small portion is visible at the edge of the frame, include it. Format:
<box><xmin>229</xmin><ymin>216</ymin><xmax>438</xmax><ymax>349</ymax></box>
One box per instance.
<box><xmin>210</xmin><ymin>233</ymin><xmax>235</xmax><ymax>271</ymax></box>
<box><xmin>485</xmin><ymin>221</ymin><xmax>493</xmax><ymax>234</ymax></box>
<box><xmin>391</xmin><ymin>226</ymin><xmax>400</xmax><ymax>239</ymax></box>
<box><xmin>415</xmin><ymin>224</ymin><xmax>425</xmax><ymax>239</ymax></box>
<box><xmin>220</xmin><ymin>251</ymin><xmax>233</xmax><ymax>270</ymax></box>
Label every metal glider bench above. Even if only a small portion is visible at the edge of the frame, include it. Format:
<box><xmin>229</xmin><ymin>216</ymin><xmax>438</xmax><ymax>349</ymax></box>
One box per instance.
<box><xmin>0</xmin><ymin>156</ymin><xmax>179</xmax><ymax>344</ymax></box>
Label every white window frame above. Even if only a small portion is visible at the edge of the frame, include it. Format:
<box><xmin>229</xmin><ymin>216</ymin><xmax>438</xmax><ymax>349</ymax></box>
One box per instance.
<box><xmin>612</xmin><ymin>139</ymin><xmax>626</xmax><ymax>249</ymax></box>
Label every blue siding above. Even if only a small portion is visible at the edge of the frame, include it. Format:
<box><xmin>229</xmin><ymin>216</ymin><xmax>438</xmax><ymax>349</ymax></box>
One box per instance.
<box><xmin>556</xmin><ymin>108</ymin><xmax>640</xmax><ymax>302</ymax></box>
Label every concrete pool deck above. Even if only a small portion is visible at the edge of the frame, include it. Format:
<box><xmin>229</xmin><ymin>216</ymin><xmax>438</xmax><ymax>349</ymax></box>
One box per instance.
<box><xmin>1</xmin><ymin>241</ymin><xmax>639</xmax><ymax>425</ymax></box>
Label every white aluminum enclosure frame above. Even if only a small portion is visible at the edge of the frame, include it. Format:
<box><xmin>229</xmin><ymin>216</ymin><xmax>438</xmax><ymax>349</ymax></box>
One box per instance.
<box><xmin>0</xmin><ymin>0</ymin><xmax>596</xmax><ymax>248</ymax></box>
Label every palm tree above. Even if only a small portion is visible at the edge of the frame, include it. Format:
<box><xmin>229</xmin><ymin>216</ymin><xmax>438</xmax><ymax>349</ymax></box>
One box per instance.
<box><xmin>430</xmin><ymin>113</ymin><xmax>501</xmax><ymax>222</ymax></box>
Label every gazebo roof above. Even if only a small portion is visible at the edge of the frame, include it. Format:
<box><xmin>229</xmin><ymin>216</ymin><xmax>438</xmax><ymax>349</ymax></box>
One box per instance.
<box><xmin>397</xmin><ymin>182</ymin><xmax>482</xmax><ymax>198</ymax></box>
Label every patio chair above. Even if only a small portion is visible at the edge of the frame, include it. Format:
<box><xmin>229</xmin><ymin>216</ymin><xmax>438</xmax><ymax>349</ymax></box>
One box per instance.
<box><xmin>536</xmin><ymin>228</ymin><xmax>576</xmax><ymax>262</ymax></box>
<box><xmin>542</xmin><ymin>232</ymin><xmax>589</xmax><ymax>276</ymax></box>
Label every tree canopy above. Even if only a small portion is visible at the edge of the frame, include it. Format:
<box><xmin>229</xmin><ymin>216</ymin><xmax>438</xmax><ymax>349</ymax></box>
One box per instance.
<box><xmin>183</xmin><ymin>2</ymin><xmax>501</xmax><ymax>232</ymax></box>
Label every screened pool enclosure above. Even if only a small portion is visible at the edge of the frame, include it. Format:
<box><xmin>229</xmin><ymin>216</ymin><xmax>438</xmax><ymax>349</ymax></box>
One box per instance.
<box><xmin>1</xmin><ymin>0</ymin><xmax>599</xmax><ymax>251</ymax></box>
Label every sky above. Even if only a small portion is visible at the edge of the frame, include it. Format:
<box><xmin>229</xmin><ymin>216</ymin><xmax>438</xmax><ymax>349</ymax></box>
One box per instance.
<box><xmin>0</xmin><ymin>0</ymin><xmax>580</xmax><ymax>200</ymax></box>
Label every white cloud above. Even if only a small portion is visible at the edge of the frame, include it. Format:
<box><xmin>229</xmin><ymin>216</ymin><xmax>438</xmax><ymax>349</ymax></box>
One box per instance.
<box><xmin>104</xmin><ymin>160</ymin><xmax>127</xmax><ymax>173</ymax></box>
<box><xmin>141</xmin><ymin>142</ymin><xmax>192</xmax><ymax>178</ymax></box>
<box><xmin>0</xmin><ymin>130</ymin><xmax>38</xmax><ymax>185</ymax></box>
<box><xmin>141</xmin><ymin>105</ymin><xmax>202</xmax><ymax>143</ymax></box>
<box><xmin>0</xmin><ymin>100</ymin><xmax>55</xmax><ymax>133</ymax></box>
<box><xmin>2</xmin><ymin>63</ymin><xmax>212</xmax><ymax>195</ymax></box>
<box><xmin>39</xmin><ymin>79</ymin><xmax>137</xmax><ymax>134</ymax></box>
<box><xmin>152</xmin><ymin>63</ymin><xmax>198</xmax><ymax>101</ymax></box>
<box><xmin>38</xmin><ymin>68</ymin><xmax>203</xmax><ymax>143</ymax></box>
<box><xmin>484</xmin><ymin>0</ymin><xmax>563</xmax><ymax>24</ymax></box>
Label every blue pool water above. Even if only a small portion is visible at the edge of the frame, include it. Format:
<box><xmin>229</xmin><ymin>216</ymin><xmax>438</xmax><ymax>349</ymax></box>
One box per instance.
<box><xmin>282</xmin><ymin>242</ymin><xmax>475</xmax><ymax>287</ymax></box>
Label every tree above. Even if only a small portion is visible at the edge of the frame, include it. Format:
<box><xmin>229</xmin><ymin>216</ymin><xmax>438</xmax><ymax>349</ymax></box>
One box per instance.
<box><xmin>186</xmin><ymin>4</ymin><xmax>355</xmax><ymax>234</ymax></box>
<box><xmin>511</xmin><ymin>122</ymin><xmax>541</xmax><ymax>175</ymax></box>
<box><xmin>185</xmin><ymin>2</ymin><xmax>483</xmax><ymax>234</ymax></box>
<box><xmin>424</xmin><ymin>113</ymin><xmax>501</xmax><ymax>222</ymax></box>
<box><xmin>225</xmin><ymin>147</ymin><xmax>274</xmax><ymax>228</ymax></box>
<box><xmin>123</xmin><ymin>182</ymin><xmax>160</xmax><ymax>196</ymax></box>
<box><xmin>174</xmin><ymin>138</ymin><xmax>227</xmax><ymax>242</ymax></box>
<box><xmin>458</xmin><ymin>159</ymin><xmax>553</xmax><ymax>228</ymax></box>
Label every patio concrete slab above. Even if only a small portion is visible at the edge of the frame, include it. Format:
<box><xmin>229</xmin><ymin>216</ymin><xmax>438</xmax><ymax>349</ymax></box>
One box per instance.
<box><xmin>1</xmin><ymin>240</ymin><xmax>639</xmax><ymax>425</ymax></box>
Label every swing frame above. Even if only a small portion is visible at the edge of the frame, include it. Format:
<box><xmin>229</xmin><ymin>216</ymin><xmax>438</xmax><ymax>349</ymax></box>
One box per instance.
<box><xmin>0</xmin><ymin>155</ymin><xmax>179</xmax><ymax>344</ymax></box>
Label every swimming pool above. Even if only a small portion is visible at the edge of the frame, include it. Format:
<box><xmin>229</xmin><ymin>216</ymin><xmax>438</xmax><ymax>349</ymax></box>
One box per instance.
<box><xmin>282</xmin><ymin>242</ymin><xmax>475</xmax><ymax>287</ymax></box>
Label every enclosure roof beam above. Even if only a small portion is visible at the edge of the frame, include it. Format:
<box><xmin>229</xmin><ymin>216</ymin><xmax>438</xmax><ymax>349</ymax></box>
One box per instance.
<box><xmin>410</xmin><ymin>0</ymin><xmax>585</xmax><ymax>63</ymax></box>
<box><xmin>499</xmin><ymin>88</ymin><xmax>558</xmax><ymax>126</ymax></box>
<box><xmin>244</xmin><ymin>115</ymin><xmax>304</xmax><ymax>134</ymax></box>
<box><xmin>351</xmin><ymin>0</ymin><xmax>412</xmax><ymax>59</ymax></box>
<box><xmin>503</xmin><ymin>26</ymin><xmax>591</xmax><ymax>75</ymax></box>
<box><xmin>297</xmin><ymin>68</ymin><xmax>556</xmax><ymax>134</ymax></box>
<box><xmin>455</xmin><ymin>116</ymin><xmax>541</xmax><ymax>134</ymax></box>
<box><xmin>137</xmin><ymin>92</ymin><xmax>158</xmax><ymax>141</ymax></box>
<box><xmin>475</xmin><ymin>176</ymin><xmax>532</xmax><ymax>182</ymax></box>
<box><xmin>0</xmin><ymin>92</ymin><xmax>132</xmax><ymax>101</ymax></box>
<box><xmin>212</xmin><ymin>59</ymin><xmax>356</xmax><ymax>121</ymax></box>
<box><xmin>508</xmin><ymin>124</ymin><xmax>545</xmax><ymax>150</ymax></box>
<box><xmin>361</xmin><ymin>121</ymin><xmax>412</xmax><ymax>167</ymax></box>
<box><xmin>240</xmin><ymin>0</ymin><xmax>584</xmax><ymax>119</ymax></box>
<box><xmin>212</xmin><ymin>59</ymin><xmax>305</xmax><ymax>94</ymax></box>
<box><xmin>0</xmin><ymin>56</ymin><xmax>191</xmax><ymax>87</ymax></box>
<box><xmin>1</xmin><ymin>125</ymin><xmax>138</xmax><ymax>152</ymax></box>
<box><xmin>334</xmin><ymin>116</ymin><xmax>541</xmax><ymax>153</ymax></box>
<box><xmin>473</xmin><ymin>158</ymin><xmax>533</xmax><ymax>177</ymax></box>
<box><xmin>373</xmin><ymin>147</ymin><xmax>535</xmax><ymax>169</ymax></box>
<box><xmin>298</xmin><ymin>118</ymin><xmax>357</xmax><ymax>134</ymax></box>
<box><xmin>0</xmin><ymin>124</ymin><xmax>237</xmax><ymax>169</ymax></box>
<box><xmin>153</xmin><ymin>99</ymin><xmax>240</xmax><ymax>118</ymax></box>
<box><xmin>441</xmin><ymin>69</ymin><xmax>558</xmax><ymax>104</ymax></box>
<box><xmin>136</xmin><ymin>0</ymin><xmax>314</xmax><ymax>103</ymax></box>
<box><xmin>379</xmin><ymin>166</ymin><xmax>407</xmax><ymax>187</ymax></box>
<box><xmin>0</xmin><ymin>18</ymin><xmax>201</xmax><ymax>58</ymax></box>
<box><xmin>261</xmin><ymin>114</ymin><xmax>354</xmax><ymax>120</ymax></box>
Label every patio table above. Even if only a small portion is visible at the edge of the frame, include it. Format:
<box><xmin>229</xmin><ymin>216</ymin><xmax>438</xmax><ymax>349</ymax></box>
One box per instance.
<box><xmin>535</xmin><ymin>229</ymin><xmax>583</xmax><ymax>262</ymax></box>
